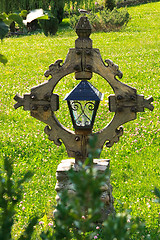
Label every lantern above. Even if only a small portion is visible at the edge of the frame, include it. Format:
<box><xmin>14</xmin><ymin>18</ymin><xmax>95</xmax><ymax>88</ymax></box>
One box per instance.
<box><xmin>64</xmin><ymin>80</ymin><xmax>103</xmax><ymax>130</ymax></box>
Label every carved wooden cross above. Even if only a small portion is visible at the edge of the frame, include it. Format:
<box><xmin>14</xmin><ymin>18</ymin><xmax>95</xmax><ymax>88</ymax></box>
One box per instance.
<box><xmin>14</xmin><ymin>16</ymin><xmax>154</xmax><ymax>163</ymax></box>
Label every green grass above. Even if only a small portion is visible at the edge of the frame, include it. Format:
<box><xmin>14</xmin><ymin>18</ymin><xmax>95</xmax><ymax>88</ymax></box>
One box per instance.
<box><xmin>0</xmin><ymin>2</ymin><xmax>160</xmax><ymax>239</ymax></box>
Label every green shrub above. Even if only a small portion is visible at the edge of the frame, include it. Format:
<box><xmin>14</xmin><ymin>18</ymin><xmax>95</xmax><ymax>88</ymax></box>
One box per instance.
<box><xmin>101</xmin><ymin>8</ymin><xmax>130</xmax><ymax>31</ymax></box>
<box><xmin>40</xmin><ymin>136</ymin><xmax>152</xmax><ymax>239</ymax></box>
<box><xmin>0</xmin><ymin>0</ymin><xmax>50</xmax><ymax>13</ymax></box>
<box><xmin>0</xmin><ymin>18</ymin><xmax>8</xmax><ymax>39</ymax></box>
<box><xmin>51</xmin><ymin>0</ymin><xmax>65</xmax><ymax>23</ymax></box>
<box><xmin>69</xmin><ymin>14</ymin><xmax>79</xmax><ymax>30</ymax></box>
<box><xmin>0</xmin><ymin>19</ymin><xmax>8</xmax><ymax>64</ymax></box>
<box><xmin>0</xmin><ymin>12</ymin><xmax>25</xmax><ymax>32</ymax></box>
<box><xmin>0</xmin><ymin>156</ymin><xmax>37</xmax><ymax>240</ymax></box>
<box><xmin>0</xmin><ymin>140</ymin><xmax>159</xmax><ymax>239</ymax></box>
<box><xmin>105</xmin><ymin>0</ymin><xmax>116</xmax><ymax>11</ymax></box>
<box><xmin>39</xmin><ymin>17</ymin><xmax>59</xmax><ymax>36</ymax></box>
<box><xmin>70</xmin><ymin>8</ymin><xmax>130</xmax><ymax>32</ymax></box>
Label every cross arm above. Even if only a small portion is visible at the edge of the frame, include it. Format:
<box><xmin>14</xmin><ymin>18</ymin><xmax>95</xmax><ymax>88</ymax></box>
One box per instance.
<box><xmin>14</xmin><ymin>93</ymin><xmax>59</xmax><ymax>112</ymax></box>
<box><xmin>109</xmin><ymin>94</ymin><xmax>154</xmax><ymax>113</ymax></box>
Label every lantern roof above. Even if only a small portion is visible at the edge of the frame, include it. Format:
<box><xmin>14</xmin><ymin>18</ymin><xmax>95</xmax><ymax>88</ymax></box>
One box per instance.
<box><xmin>64</xmin><ymin>80</ymin><xmax>103</xmax><ymax>101</ymax></box>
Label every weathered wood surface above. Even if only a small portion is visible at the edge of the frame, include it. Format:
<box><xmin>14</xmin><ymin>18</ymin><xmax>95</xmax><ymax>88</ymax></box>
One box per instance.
<box><xmin>14</xmin><ymin>16</ymin><xmax>154</xmax><ymax>162</ymax></box>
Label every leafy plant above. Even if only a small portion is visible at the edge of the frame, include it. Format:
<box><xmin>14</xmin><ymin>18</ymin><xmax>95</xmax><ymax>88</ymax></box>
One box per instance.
<box><xmin>101</xmin><ymin>7</ymin><xmax>130</xmax><ymax>31</ymax></box>
<box><xmin>52</xmin><ymin>136</ymin><xmax>107</xmax><ymax>239</ymax></box>
<box><xmin>105</xmin><ymin>0</ymin><xmax>116</xmax><ymax>11</ymax></box>
<box><xmin>19</xmin><ymin>10</ymin><xmax>28</xmax><ymax>19</ymax></box>
<box><xmin>65</xmin><ymin>0</ymin><xmax>96</xmax><ymax>13</ymax></box>
<box><xmin>0</xmin><ymin>11</ymin><xmax>27</xmax><ymax>65</ymax></box>
<box><xmin>23</xmin><ymin>9</ymin><xmax>59</xmax><ymax>35</ymax></box>
<box><xmin>0</xmin><ymin>156</ymin><xmax>37</xmax><ymax>240</ymax></box>
<box><xmin>0</xmin><ymin>19</ymin><xmax>8</xmax><ymax>64</ymax></box>
<box><xmin>102</xmin><ymin>210</ymin><xmax>146</xmax><ymax>239</ymax></box>
<box><xmin>154</xmin><ymin>187</ymin><xmax>160</xmax><ymax>204</ymax></box>
<box><xmin>70</xmin><ymin>7</ymin><xmax>130</xmax><ymax>32</ymax></box>
<box><xmin>0</xmin><ymin>18</ymin><xmax>9</xmax><ymax>39</ymax></box>
<box><xmin>39</xmin><ymin>16</ymin><xmax>59</xmax><ymax>36</ymax></box>
<box><xmin>0</xmin><ymin>53</ymin><xmax>8</xmax><ymax>64</ymax></box>
<box><xmin>51</xmin><ymin>0</ymin><xmax>65</xmax><ymax>23</ymax></box>
<box><xmin>0</xmin><ymin>12</ymin><xmax>24</xmax><ymax>31</ymax></box>
<box><xmin>40</xmin><ymin>136</ymin><xmax>149</xmax><ymax>240</ymax></box>
<box><xmin>0</xmin><ymin>0</ymin><xmax>50</xmax><ymax>13</ymax></box>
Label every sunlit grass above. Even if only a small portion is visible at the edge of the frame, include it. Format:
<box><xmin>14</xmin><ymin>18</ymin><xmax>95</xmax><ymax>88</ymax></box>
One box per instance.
<box><xmin>0</xmin><ymin>2</ymin><xmax>160</xmax><ymax>239</ymax></box>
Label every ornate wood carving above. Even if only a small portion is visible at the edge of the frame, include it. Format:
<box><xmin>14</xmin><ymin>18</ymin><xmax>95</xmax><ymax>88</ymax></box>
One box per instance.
<box><xmin>14</xmin><ymin>16</ymin><xmax>154</xmax><ymax>163</ymax></box>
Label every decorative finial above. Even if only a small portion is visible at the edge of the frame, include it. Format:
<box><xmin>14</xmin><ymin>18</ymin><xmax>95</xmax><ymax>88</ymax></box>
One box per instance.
<box><xmin>76</xmin><ymin>16</ymin><xmax>92</xmax><ymax>38</ymax></box>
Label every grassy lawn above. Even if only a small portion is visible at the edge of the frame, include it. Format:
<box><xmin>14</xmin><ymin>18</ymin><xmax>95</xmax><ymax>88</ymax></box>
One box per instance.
<box><xmin>0</xmin><ymin>2</ymin><xmax>160</xmax><ymax>239</ymax></box>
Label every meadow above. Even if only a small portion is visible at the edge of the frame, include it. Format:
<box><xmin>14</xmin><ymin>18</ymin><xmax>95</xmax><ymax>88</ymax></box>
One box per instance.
<box><xmin>0</xmin><ymin>2</ymin><xmax>160</xmax><ymax>239</ymax></box>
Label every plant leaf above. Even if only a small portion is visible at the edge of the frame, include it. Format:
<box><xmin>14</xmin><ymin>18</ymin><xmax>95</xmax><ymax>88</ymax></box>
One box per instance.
<box><xmin>154</xmin><ymin>187</ymin><xmax>160</xmax><ymax>198</ymax></box>
<box><xmin>8</xmin><ymin>13</ymin><xmax>24</xmax><ymax>27</ymax></box>
<box><xmin>18</xmin><ymin>216</ymin><xmax>38</xmax><ymax>240</ymax></box>
<box><xmin>0</xmin><ymin>54</ymin><xmax>8</xmax><ymax>65</ymax></box>
<box><xmin>0</xmin><ymin>12</ymin><xmax>8</xmax><ymax>21</ymax></box>
<box><xmin>20</xmin><ymin>10</ymin><xmax>28</xmax><ymax>18</ymax></box>
<box><xmin>0</xmin><ymin>20</ymin><xmax>9</xmax><ymax>40</ymax></box>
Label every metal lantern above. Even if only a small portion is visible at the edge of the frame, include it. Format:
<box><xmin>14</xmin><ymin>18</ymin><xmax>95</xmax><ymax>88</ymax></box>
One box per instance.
<box><xmin>64</xmin><ymin>80</ymin><xmax>103</xmax><ymax>130</ymax></box>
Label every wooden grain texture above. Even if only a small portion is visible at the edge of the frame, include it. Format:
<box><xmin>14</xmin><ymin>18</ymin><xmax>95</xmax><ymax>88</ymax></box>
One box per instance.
<box><xmin>14</xmin><ymin>16</ymin><xmax>154</xmax><ymax>163</ymax></box>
